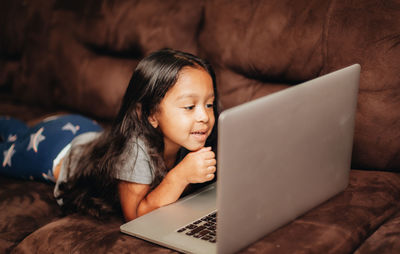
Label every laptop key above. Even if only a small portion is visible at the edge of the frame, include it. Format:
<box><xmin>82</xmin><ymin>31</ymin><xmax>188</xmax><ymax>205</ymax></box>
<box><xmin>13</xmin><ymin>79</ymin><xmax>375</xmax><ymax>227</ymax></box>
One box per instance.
<box><xmin>189</xmin><ymin>225</ymin><xmax>205</xmax><ymax>235</ymax></box>
<box><xmin>177</xmin><ymin>212</ymin><xmax>218</xmax><ymax>243</ymax></box>
<box><xmin>186</xmin><ymin>224</ymin><xmax>197</xmax><ymax>229</ymax></box>
<box><xmin>201</xmin><ymin>236</ymin><xmax>212</xmax><ymax>241</ymax></box>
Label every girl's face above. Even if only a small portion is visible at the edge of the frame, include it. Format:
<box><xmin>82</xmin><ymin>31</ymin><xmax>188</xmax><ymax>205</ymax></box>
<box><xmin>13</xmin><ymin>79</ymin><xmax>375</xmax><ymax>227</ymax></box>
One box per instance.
<box><xmin>149</xmin><ymin>67</ymin><xmax>215</xmax><ymax>155</ymax></box>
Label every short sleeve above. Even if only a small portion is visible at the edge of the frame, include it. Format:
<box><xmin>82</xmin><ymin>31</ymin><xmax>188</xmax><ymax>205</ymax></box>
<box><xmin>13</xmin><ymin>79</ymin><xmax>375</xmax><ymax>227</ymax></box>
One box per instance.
<box><xmin>114</xmin><ymin>138</ymin><xmax>154</xmax><ymax>185</ymax></box>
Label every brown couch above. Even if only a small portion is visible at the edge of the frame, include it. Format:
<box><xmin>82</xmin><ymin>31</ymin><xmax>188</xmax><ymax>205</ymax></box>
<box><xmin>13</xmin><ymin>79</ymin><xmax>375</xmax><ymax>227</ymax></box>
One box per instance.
<box><xmin>1</xmin><ymin>0</ymin><xmax>400</xmax><ymax>253</ymax></box>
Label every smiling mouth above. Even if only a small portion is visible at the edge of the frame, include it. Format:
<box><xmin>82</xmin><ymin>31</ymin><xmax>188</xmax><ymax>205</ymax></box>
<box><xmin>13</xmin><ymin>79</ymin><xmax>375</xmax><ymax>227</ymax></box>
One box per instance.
<box><xmin>190</xmin><ymin>131</ymin><xmax>208</xmax><ymax>141</ymax></box>
<box><xmin>191</xmin><ymin>131</ymin><xmax>207</xmax><ymax>135</ymax></box>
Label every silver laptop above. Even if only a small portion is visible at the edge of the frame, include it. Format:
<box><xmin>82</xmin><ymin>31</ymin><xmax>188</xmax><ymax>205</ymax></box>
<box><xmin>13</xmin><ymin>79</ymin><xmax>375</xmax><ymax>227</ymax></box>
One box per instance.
<box><xmin>120</xmin><ymin>64</ymin><xmax>361</xmax><ymax>254</ymax></box>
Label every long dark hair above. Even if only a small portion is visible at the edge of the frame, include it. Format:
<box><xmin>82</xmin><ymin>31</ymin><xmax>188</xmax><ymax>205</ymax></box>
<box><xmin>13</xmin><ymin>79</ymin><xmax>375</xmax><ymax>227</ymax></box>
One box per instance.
<box><xmin>57</xmin><ymin>49</ymin><xmax>219</xmax><ymax>219</ymax></box>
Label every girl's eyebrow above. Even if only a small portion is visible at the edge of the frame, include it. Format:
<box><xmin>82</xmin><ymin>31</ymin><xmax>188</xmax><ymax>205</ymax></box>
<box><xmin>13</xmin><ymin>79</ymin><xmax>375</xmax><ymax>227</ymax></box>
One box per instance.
<box><xmin>176</xmin><ymin>93</ymin><xmax>215</xmax><ymax>100</ymax></box>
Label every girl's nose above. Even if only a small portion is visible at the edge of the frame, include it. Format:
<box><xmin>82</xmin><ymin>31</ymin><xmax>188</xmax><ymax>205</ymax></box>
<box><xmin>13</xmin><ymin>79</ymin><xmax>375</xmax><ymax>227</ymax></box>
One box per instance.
<box><xmin>196</xmin><ymin>106</ymin><xmax>209</xmax><ymax>122</ymax></box>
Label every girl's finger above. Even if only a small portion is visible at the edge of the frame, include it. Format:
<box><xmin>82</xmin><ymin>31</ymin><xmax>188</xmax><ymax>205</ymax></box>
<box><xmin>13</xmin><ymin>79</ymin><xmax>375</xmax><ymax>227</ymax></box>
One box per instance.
<box><xmin>207</xmin><ymin>166</ymin><xmax>216</xmax><ymax>173</ymax></box>
<box><xmin>206</xmin><ymin>173</ymin><xmax>215</xmax><ymax>180</ymax></box>
<box><xmin>206</xmin><ymin>159</ymin><xmax>217</xmax><ymax>166</ymax></box>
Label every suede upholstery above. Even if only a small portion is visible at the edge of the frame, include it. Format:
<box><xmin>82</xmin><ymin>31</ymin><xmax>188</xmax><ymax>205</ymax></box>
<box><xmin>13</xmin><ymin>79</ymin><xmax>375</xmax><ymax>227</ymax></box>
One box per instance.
<box><xmin>1</xmin><ymin>0</ymin><xmax>400</xmax><ymax>253</ymax></box>
<box><xmin>198</xmin><ymin>0</ymin><xmax>400</xmax><ymax>171</ymax></box>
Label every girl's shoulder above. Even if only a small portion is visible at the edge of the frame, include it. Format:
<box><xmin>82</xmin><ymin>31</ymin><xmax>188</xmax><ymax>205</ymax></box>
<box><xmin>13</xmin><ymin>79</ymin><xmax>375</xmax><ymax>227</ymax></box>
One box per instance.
<box><xmin>135</xmin><ymin>136</ymin><xmax>148</xmax><ymax>151</ymax></box>
<box><xmin>122</xmin><ymin>135</ymin><xmax>150</xmax><ymax>160</ymax></box>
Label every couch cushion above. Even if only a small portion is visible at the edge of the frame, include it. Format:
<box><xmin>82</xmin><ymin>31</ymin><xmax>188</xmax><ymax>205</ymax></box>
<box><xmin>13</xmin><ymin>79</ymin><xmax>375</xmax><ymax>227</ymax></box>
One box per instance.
<box><xmin>199</xmin><ymin>0</ymin><xmax>400</xmax><ymax>171</ymax></box>
<box><xmin>0</xmin><ymin>0</ymin><xmax>54</xmax><ymax>92</ymax></box>
<box><xmin>12</xmin><ymin>0</ymin><xmax>205</xmax><ymax>120</ymax></box>
<box><xmin>0</xmin><ymin>93</ymin><xmax>69</xmax><ymax>126</ymax></box>
<box><xmin>12</xmin><ymin>214</ymin><xmax>174</xmax><ymax>254</ymax></box>
<box><xmin>10</xmin><ymin>170</ymin><xmax>400</xmax><ymax>254</ymax></box>
<box><xmin>199</xmin><ymin>0</ymin><xmax>330</xmax><ymax>109</ymax></box>
<box><xmin>355</xmin><ymin>211</ymin><xmax>400</xmax><ymax>254</ymax></box>
<box><xmin>321</xmin><ymin>1</ymin><xmax>400</xmax><ymax>171</ymax></box>
<box><xmin>0</xmin><ymin>176</ymin><xmax>62</xmax><ymax>253</ymax></box>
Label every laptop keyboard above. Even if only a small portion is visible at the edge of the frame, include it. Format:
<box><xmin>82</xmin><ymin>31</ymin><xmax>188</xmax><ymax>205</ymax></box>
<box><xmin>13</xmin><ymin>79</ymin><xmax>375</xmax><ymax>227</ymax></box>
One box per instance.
<box><xmin>176</xmin><ymin>211</ymin><xmax>217</xmax><ymax>243</ymax></box>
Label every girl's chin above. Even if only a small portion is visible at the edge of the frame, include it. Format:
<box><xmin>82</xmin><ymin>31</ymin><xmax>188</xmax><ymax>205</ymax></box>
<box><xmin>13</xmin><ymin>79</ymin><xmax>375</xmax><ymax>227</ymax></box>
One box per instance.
<box><xmin>185</xmin><ymin>143</ymin><xmax>207</xmax><ymax>152</ymax></box>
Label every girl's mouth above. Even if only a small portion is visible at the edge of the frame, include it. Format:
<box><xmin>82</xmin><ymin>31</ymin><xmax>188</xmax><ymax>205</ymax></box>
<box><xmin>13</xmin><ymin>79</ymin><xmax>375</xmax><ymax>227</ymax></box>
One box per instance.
<box><xmin>191</xmin><ymin>131</ymin><xmax>206</xmax><ymax>135</ymax></box>
<box><xmin>190</xmin><ymin>131</ymin><xmax>208</xmax><ymax>141</ymax></box>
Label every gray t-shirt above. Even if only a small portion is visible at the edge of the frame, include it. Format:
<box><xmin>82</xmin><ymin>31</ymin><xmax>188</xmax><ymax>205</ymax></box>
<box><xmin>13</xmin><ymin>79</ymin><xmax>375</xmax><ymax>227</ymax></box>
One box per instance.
<box><xmin>53</xmin><ymin>132</ymin><xmax>154</xmax><ymax>205</ymax></box>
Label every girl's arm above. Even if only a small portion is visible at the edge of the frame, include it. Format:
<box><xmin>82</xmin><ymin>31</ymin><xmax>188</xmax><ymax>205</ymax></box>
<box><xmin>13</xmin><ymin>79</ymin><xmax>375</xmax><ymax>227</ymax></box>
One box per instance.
<box><xmin>118</xmin><ymin>169</ymin><xmax>188</xmax><ymax>221</ymax></box>
<box><xmin>119</xmin><ymin>147</ymin><xmax>216</xmax><ymax>221</ymax></box>
<box><xmin>118</xmin><ymin>181</ymin><xmax>151</xmax><ymax>221</ymax></box>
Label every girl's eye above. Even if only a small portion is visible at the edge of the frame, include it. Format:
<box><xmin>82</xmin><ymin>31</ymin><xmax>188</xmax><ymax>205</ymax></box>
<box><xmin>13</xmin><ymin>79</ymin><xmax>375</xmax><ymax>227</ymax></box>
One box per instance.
<box><xmin>206</xmin><ymin>103</ymin><xmax>214</xmax><ymax>109</ymax></box>
<box><xmin>183</xmin><ymin>105</ymin><xmax>195</xmax><ymax>110</ymax></box>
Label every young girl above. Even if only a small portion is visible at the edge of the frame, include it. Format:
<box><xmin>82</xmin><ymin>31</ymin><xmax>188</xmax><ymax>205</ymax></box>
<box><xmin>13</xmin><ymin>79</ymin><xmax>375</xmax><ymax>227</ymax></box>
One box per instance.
<box><xmin>0</xmin><ymin>49</ymin><xmax>219</xmax><ymax>221</ymax></box>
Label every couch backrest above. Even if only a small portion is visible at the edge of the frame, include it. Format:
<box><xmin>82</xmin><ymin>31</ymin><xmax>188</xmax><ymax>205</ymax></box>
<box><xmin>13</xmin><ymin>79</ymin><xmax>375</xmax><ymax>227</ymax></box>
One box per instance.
<box><xmin>9</xmin><ymin>0</ymin><xmax>204</xmax><ymax>119</ymax></box>
<box><xmin>198</xmin><ymin>0</ymin><xmax>400</xmax><ymax>171</ymax></box>
<box><xmin>1</xmin><ymin>0</ymin><xmax>399</xmax><ymax>171</ymax></box>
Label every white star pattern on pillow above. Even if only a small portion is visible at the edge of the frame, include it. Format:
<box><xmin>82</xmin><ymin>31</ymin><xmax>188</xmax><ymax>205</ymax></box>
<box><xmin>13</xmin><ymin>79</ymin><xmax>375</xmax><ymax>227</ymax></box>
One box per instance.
<box><xmin>27</xmin><ymin>127</ymin><xmax>46</xmax><ymax>153</ymax></box>
<box><xmin>2</xmin><ymin>144</ymin><xmax>16</xmax><ymax>167</ymax></box>
<box><xmin>7</xmin><ymin>134</ymin><xmax>17</xmax><ymax>142</ymax></box>
<box><xmin>62</xmin><ymin>122</ymin><xmax>80</xmax><ymax>135</ymax></box>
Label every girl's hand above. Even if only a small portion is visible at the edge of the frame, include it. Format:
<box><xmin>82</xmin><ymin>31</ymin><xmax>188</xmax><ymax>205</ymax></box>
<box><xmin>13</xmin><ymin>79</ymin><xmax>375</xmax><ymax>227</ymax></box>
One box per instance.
<box><xmin>176</xmin><ymin>147</ymin><xmax>216</xmax><ymax>184</ymax></box>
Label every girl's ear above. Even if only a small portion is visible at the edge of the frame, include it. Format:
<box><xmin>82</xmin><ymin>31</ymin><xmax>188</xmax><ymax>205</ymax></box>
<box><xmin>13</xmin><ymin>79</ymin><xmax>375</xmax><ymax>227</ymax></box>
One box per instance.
<box><xmin>148</xmin><ymin>114</ymin><xmax>159</xmax><ymax>128</ymax></box>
